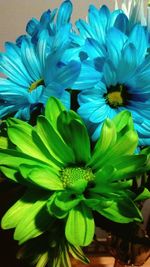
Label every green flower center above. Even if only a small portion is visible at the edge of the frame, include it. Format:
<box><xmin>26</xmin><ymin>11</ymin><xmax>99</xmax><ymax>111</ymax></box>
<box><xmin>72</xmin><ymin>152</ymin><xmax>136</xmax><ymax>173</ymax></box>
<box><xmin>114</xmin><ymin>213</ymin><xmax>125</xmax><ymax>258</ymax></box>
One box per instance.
<box><xmin>105</xmin><ymin>84</ymin><xmax>129</xmax><ymax>108</ymax></box>
<box><xmin>29</xmin><ymin>79</ymin><xmax>45</xmax><ymax>92</ymax></box>
<box><xmin>60</xmin><ymin>167</ymin><xmax>95</xmax><ymax>193</ymax></box>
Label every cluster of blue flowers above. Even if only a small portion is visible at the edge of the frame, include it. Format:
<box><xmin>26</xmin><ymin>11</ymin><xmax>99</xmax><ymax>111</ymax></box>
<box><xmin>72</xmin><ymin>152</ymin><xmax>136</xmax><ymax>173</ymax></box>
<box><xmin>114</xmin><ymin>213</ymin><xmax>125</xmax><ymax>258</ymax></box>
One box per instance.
<box><xmin>1</xmin><ymin>0</ymin><xmax>150</xmax><ymax>147</ymax></box>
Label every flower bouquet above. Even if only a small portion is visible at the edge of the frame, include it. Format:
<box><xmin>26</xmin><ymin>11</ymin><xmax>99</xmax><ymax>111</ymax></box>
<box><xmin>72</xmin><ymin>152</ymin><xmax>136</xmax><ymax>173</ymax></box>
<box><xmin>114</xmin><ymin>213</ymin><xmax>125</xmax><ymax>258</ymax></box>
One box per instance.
<box><xmin>0</xmin><ymin>1</ymin><xmax>150</xmax><ymax>267</ymax></box>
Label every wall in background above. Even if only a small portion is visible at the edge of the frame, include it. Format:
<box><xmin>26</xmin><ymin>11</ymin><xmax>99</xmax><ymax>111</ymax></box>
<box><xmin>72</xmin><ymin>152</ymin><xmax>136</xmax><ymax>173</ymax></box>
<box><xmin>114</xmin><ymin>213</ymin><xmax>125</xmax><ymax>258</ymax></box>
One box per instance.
<box><xmin>0</xmin><ymin>0</ymin><xmax>114</xmax><ymax>50</ymax></box>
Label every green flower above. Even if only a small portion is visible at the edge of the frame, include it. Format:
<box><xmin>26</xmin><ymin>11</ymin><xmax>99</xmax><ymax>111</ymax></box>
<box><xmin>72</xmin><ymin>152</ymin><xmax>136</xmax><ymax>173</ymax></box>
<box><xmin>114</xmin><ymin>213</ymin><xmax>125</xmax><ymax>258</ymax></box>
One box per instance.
<box><xmin>0</xmin><ymin>97</ymin><xmax>147</xmax><ymax>248</ymax></box>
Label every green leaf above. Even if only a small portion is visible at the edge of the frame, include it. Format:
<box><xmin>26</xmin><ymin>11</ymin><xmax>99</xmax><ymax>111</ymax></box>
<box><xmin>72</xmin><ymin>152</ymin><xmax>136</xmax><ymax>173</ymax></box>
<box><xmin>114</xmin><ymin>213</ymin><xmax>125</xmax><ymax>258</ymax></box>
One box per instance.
<box><xmin>96</xmin><ymin>195</ymin><xmax>143</xmax><ymax>223</ymax></box>
<box><xmin>14</xmin><ymin>194</ymin><xmax>51</xmax><ymax>244</ymax></box>
<box><xmin>58</xmin><ymin>111</ymin><xmax>91</xmax><ymax>163</ymax></box>
<box><xmin>65</xmin><ymin>203</ymin><xmax>94</xmax><ymax>246</ymax></box>
<box><xmin>45</xmin><ymin>97</ymin><xmax>66</xmax><ymax>130</ymax></box>
<box><xmin>19</xmin><ymin>164</ymin><xmax>63</xmax><ymax>191</ymax></box>
<box><xmin>135</xmin><ymin>188</ymin><xmax>150</xmax><ymax>202</ymax></box>
<box><xmin>36</xmin><ymin>116</ymin><xmax>75</xmax><ymax>165</ymax></box>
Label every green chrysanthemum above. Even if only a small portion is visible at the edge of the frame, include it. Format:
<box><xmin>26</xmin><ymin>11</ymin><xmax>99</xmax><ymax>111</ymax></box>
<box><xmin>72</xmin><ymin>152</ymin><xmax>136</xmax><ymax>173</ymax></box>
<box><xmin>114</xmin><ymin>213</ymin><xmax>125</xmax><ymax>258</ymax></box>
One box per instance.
<box><xmin>0</xmin><ymin>97</ymin><xmax>147</xmax><ymax>250</ymax></box>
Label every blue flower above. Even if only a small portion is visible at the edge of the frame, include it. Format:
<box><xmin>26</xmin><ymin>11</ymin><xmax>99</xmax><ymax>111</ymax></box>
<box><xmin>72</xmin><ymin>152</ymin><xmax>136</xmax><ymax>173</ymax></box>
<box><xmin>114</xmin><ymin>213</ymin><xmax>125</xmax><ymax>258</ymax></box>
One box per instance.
<box><xmin>26</xmin><ymin>0</ymin><xmax>73</xmax><ymax>43</ymax></box>
<box><xmin>78</xmin><ymin>25</ymin><xmax>150</xmax><ymax>146</ymax></box>
<box><xmin>73</xmin><ymin>5</ymin><xmax>125</xmax><ymax>46</ymax></box>
<box><xmin>0</xmin><ymin>29</ymin><xmax>81</xmax><ymax>120</ymax></box>
<box><xmin>72</xmin><ymin>2</ymin><xmax>150</xmax><ymax>49</ymax></box>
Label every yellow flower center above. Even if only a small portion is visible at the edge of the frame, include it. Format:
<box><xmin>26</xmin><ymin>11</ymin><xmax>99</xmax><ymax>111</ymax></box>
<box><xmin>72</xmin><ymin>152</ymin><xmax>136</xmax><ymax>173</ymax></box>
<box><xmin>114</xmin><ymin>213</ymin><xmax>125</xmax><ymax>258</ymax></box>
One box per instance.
<box><xmin>29</xmin><ymin>79</ymin><xmax>45</xmax><ymax>92</ymax></box>
<box><xmin>107</xmin><ymin>91</ymin><xmax>123</xmax><ymax>107</ymax></box>
<box><xmin>105</xmin><ymin>84</ymin><xmax>128</xmax><ymax>108</ymax></box>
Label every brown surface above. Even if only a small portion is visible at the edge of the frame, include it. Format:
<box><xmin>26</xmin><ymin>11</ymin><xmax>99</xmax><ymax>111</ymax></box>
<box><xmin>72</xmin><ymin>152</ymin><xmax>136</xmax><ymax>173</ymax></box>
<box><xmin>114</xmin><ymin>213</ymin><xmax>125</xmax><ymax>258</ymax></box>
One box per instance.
<box><xmin>72</xmin><ymin>256</ymin><xmax>150</xmax><ymax>267</ymax></box>
<box><xmin>72</xmin><ymin>256</ymin><xmax>115</xmax><ymax>267</ymax></box>
<box><xmin>113</xmin><ymin>257</ymin><xmax>150</xmax><ymax>267</ymax></box>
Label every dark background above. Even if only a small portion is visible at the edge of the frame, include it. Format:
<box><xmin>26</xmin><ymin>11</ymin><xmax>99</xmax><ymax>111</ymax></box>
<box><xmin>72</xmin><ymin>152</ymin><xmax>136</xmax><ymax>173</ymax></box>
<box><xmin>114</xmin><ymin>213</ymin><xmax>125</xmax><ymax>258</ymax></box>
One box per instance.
<box><xmin>0</xmin><ymin>181</ymin><xmax>29</xmax><ymax>267</ymax></box>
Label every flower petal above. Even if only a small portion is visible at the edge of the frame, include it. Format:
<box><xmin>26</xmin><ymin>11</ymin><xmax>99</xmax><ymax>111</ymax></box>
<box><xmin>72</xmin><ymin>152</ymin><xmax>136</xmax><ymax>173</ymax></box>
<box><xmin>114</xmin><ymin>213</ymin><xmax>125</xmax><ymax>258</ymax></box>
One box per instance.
<box><xmin>8</xmin><ymin>124</ymin><xmax>59</xmax><ymax>167</ymax></box>
<box><xmin>1</xmin><ymin>190</ymin><xmax>46</xmax><ymax>230</ymax></box>
<box><xmin>36</xmin><ymin>116</ymin><xmax>75</xmax><ymax>164</ymax></box>
<box><xmin>14</xmin><ymin>194</ymin><xmax>51</xmax><ymax>244</ymax></box>
<box><xmin>95</xmin><ymin>195</ymin><xmax>142</xmax><ymax>223</ymax></box>
<box><xmin>56</xmin><ymin>0</ymin><xmax>73</xmax><ymax>28</ymax></box>
<box><xmin>88</xmin><ymin>119</ymin><xmax>117</xmax><ymax>169</ymax></box>
<box><xmin>65</xmin><ymin>203</ymin><xmax>94</xmax><ymax>246</ymax></box>
<box><xmin>58</xmin><ymin>111</ymin><xmax>91</xmax><ymax>164</ymax></box>
<box><xmin>45</xmin><ymin>97</ymin><xmax>66</xmax><ymax>128</ymax></box>
<box><xmin>19</xmin><ymin>164</ymin><xmax>63</xmax><ymax>191</ymax></box>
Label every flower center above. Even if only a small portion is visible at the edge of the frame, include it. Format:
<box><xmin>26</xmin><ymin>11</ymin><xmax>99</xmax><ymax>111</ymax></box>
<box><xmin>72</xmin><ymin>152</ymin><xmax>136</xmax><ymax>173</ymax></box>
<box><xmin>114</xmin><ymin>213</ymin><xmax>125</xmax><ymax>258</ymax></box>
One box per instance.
<box><xmin>29</xmin><ymin>79</ymin><xmax>45</xmax><ymax>92</ymax></box>
<box><xmin>60</xmin><ymin>167</ymin><xmax>95</xmax><ymax>193</ymax></box>
<box><xmin>105</xmin><ymin>84</ymin><xmax>129</xmax><ymax>108</ymax></box>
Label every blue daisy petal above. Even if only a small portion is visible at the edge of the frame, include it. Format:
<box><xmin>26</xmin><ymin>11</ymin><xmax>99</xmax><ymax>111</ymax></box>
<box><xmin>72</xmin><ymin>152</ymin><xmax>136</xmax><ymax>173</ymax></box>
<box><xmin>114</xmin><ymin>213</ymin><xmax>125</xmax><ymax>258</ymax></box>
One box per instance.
<box><xmin>0</xmin><ymin>43</ymin><xmax>32</xmax><ymax>86</ymax></box>
<box><xmin>106</xmin><ymin>27</ymin><xmax>128</xmax><ymax>68</ymax></box>
<box><xmin>0</xmin><ymin>26</ymin><xmax>79</xmax><ymax>120</ymax></box>
<box><xmin>114</xmin><ymin>13</ymin><xmax>129</xmax><ymax>33</ymax></box>
<box><xmin>78</xmin><ymin>22</ymin><xmax>150</xmax><ymax>145</ymax></box>
<box><xmin>26</xmin><ymin>1</ymin><xmax>73</xmax><ymax>44</ymax></box>
<box><xmin>21</xmin><ymin>38</ymin><xmax>41</xmax><ymax>81</ymax></box>
<box><xmin>103</xmin><ymin>61</ymin><xmax>117</xmax><ymax>87</ymax></box>
<box><xmin>88</xmin><ymin>5</ymin><xmax>110</xmax><ymax>43</ymax></box>
<box><xmin>116</xmin><ymin>43</ymin><xmax>137</xmax><ymax>83</ymax></box>
<box><xmin>128</xmin><ymin>24</ymin><xmax>148</xmax><ymax>64</ymax></box>
<box><xmin>56</xmin><ymin>0</ymin><xmax>72</xmax><ymax>28</ymax></box>
<box><xmin>73</xmin><ymin>4</ymin><xmax>125</xmax><ymax>48</ymax></box>
<box><xmin>26</xmin><ymin>17</ymin><xmax>39</xmax><ymax>36</ymax></box>
<box><xmin>72</xmin><ymin>62</ymin><xmax>102</xmax><ymax>90</ymax></box>
<box><xmin>85</xmin><ymin>38</ymin><xmax>106</xmax><ymax>59</ymax></box>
